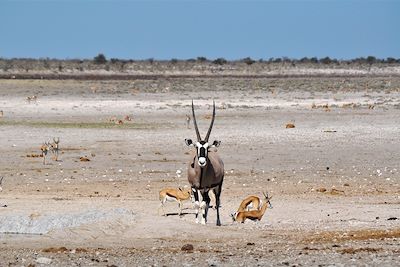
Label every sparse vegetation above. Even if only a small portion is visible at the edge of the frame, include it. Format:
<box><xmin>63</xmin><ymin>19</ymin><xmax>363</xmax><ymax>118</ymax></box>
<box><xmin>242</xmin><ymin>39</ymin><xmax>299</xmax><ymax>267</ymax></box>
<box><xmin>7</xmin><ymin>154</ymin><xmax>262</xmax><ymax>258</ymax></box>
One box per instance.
<box><xmin>93</xmin><ymin>53</ymin><xmax>107</xmax><ymax>64</ymax></box>
<box><xmin>212</xmin><ymin>58</ymin><xmax>227</xmax><ymax>65</ymax></box>
<box><xmin>241</xmin><ymin>57</ymin><xmax>256</xmax><ymax>65</ymax></box>
<box><xmin>0</xmin><ymin>56</ymin><xmax>399</xmax><ymax>77</ymax></box>
<box><xmin>196</xmin><ymin>56</ymin><xmax>208</xmax><ymax>62</ymax></box>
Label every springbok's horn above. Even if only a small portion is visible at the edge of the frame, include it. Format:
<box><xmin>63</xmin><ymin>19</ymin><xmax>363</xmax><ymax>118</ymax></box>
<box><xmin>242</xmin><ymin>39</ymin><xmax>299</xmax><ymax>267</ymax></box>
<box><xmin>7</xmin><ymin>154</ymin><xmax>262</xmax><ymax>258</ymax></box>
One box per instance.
<box><xmin>204</xmin><ymin>100</ymin><xmax>216</xmax><ymax>142</ymax></box>
<box><xmin>192</xmin><ymin>100</ymin><xmax>201</xmax><ymax>141</ymax></box>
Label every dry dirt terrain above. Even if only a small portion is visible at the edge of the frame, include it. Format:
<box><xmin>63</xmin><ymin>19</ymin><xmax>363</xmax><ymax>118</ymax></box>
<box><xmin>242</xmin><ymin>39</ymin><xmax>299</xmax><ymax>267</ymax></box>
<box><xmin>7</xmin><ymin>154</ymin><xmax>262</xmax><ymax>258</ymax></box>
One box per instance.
<box><xmin>0</xmin><ymin>76</ymin><xmax>399</xmax><ymax>266</ymax></box>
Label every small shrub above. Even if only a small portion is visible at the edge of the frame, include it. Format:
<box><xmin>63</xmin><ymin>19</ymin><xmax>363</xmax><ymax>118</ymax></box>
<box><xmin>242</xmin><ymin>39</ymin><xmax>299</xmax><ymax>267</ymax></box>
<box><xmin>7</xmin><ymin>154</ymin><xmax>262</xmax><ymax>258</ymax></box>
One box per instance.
<box><xmin>366</xmin><ymin>56</ymin><xmax>376</xmax><ymax>64</ymax></box>
<box><xmin>110</xmin><ymin>58</ymin><xmax>120</xmax><ymax>64</ymax></box>
<box><xmin>197</xmin><ymin>56</ymin><xmax>207</xmax><ymax>62</ymax></box>
<box><xmin>242</xmin><ymin>57</ymin><xmax>255</xmax><ymax>65</ymax></box>
<box><xmin>94</xmin><ymin>53</ymin><xmax>107</xmax><ymax>64</ymax></box>
<box><xmin>213</xmin><ymin>58</ymin><xmax>227</xmax><ymax>65</ymax></box>
<box><xmin>320</xmin><ymin>57</ymin><xmax>332</xmax><ymax>64</ymax></box>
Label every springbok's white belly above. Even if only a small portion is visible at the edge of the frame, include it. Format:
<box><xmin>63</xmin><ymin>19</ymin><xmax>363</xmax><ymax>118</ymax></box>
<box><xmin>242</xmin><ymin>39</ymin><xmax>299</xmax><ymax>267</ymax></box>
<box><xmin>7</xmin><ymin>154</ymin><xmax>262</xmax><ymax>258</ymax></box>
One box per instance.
<box><xmin>165</xmin><ymin>196</ymin><xmax>177</xmax><ymax>202</ymax></box>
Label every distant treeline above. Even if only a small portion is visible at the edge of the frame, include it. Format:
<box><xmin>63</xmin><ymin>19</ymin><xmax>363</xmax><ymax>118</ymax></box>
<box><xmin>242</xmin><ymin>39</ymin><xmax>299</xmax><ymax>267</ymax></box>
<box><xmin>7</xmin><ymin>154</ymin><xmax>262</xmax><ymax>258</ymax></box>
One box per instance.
<box><xmin>1</xmin><ymin>54</ymin><xmax>400</xmax><ymax>65</ymax></box>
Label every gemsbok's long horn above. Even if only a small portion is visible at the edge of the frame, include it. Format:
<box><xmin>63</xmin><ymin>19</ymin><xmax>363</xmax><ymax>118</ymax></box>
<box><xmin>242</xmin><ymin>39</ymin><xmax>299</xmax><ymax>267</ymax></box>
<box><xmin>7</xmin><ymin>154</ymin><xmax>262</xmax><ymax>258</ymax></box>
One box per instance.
<box><xmin>192</xmin><ymin>100</ymin><xmax>201</xmax><ymax>141</ymax></box>
<box><xmin>204</xmin><ymin>100</ymin><xmax>216</xmax><ymax>142</ymax></box>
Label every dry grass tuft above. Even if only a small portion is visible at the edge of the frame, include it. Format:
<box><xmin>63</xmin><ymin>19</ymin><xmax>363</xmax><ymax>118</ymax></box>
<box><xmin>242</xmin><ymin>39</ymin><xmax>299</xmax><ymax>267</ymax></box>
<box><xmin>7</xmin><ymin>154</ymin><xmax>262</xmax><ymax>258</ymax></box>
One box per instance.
<box><xmin>305</xmin><ymin>228</ymin><xmax>400</xmax><ymax>243</ymax></box>
<box><xmin>42</xmin><ymin>247</ymin><xmax>69</xmax><ymax>253</ymax></box>
<box><xmin>339</xmin><ymin>247</ymin><xmax>382</xmax><ymax>254</ymax></box>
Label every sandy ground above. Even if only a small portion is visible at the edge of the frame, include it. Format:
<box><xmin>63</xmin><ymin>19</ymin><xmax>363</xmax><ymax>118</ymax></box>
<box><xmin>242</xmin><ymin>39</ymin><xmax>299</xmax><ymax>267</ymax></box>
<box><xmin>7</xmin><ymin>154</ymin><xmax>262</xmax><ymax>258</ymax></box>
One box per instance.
<box><xmin>0</xmin><ymin>77</ymin><xmax>399</xmax><ymax>266</ymax></box>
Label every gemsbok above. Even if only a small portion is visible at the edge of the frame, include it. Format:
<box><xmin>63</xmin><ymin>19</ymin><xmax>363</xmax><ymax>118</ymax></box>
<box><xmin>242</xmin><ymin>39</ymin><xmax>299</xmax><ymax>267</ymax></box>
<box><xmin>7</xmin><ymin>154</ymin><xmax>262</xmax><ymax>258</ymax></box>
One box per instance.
<box><xmin>231</xmin><ymin>192</ymin><xmax>273</xmax><ymax>223</ymax></box>
<box><xmin>185</xmin><ymin>100</ymin><xmax>224</xmax><ymax>226</ymax></box>
<box><xmin>159</xmin><ymin>187</ymin><xmax>193</xmax><ymax>216</ymax></box>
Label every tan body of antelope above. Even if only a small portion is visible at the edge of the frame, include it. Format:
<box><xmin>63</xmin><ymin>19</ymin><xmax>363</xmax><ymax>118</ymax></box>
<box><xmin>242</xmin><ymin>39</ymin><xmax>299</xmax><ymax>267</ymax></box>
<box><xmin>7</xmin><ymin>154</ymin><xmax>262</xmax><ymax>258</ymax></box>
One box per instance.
<box><xmin>50</xmin><ymin>137</ymin><xmax>60</xmax><ymax>161</ymax></box>
<box><xmin>232</xmin><ymin>192</ymin><xmax>273</xmax><ymax>223</ymax></box>
<box><xmin>185</xmin><ymin>100</ymin><xmax>224</xmax><ymax>226</ymax></box>
<box><xmin>237</xmin><ymin>195</ymin><xmax>262</xmax><ymax>212</ymax></box>
<box><xmin>159</xmin><ymin>187</ymin><xmax>192</xmax><ymax>216</ymax></box>
<box><xmin>40</xmin><ymin>142</ymin><xmax>51</xmax><ymax>165</ymax></box>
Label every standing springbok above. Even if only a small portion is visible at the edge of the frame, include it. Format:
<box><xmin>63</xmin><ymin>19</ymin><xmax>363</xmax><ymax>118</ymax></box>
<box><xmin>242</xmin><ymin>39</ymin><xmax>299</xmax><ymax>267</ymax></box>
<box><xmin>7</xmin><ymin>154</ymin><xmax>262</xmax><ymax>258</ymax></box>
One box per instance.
<box><xmin>40</xmin><ymin>142</ymin><xmax>51</xmax><ymax>165</ymax></box>
<box><xmin>50</xmin><ymin>137</ymin><xmax>60</xmax><ymax>161</ymax></box>
<box><xmin>0</xmin><ymin>176</ymin><xmax>6</xmax><ymax>207</ymax></box>
<box><xmin>231</xmin><ymin>192</ymin><xmax>273</xmax><ymax>223</ymax></box>
<box><xmin>185</xmin><ymin>114</ymin><xmax>191</xmax><ymax>129</ymax></box>
<box><xmin>158</xmin><ymin>187</ymin><xmax>193</xmax><ymax>216</ymax></box>
<box><xmin>185</xmin><ymin>100</ymin><xmax>224</xmax><ymax>226</ymax></box>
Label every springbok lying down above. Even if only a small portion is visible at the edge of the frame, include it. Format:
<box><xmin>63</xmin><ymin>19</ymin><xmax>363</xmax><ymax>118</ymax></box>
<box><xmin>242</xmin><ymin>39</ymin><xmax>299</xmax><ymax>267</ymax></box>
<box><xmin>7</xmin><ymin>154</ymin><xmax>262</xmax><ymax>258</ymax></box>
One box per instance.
<box><xmin>231</xmin><ymin>192</ymin><xmax>273</xmax><ymax>223</ymax></box>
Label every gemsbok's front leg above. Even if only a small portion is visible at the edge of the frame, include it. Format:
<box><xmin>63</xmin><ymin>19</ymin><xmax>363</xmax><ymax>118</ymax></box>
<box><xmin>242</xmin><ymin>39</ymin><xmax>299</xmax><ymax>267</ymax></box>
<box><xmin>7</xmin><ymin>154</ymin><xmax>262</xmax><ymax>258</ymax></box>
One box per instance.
<box><xmin>192</xmin><ymin>187</ymin><xmax>200</xmax><ymax>223</ymax></box>
<box><xmin>201</xmin><ymin>190</ymin><xmax>211</xmax><ymax>225</ymax></box>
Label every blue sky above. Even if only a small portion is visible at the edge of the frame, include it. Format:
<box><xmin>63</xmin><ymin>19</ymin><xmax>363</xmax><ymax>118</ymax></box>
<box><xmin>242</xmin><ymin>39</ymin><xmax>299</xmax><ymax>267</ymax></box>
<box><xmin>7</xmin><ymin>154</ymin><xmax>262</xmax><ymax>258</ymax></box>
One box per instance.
<box><xmin>0</xmin><ymin>0</ymin><xmax>399</xmax><ymax>60</ymax></box>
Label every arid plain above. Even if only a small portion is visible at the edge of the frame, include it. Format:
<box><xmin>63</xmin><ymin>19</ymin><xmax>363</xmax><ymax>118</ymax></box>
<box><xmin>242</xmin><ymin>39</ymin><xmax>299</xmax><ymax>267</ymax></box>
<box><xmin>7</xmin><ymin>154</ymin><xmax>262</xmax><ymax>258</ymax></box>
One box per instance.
<box><xmin>0</xmin><ymin>76</ymin><xmax>399</xmax><ymax>266</ymax></box>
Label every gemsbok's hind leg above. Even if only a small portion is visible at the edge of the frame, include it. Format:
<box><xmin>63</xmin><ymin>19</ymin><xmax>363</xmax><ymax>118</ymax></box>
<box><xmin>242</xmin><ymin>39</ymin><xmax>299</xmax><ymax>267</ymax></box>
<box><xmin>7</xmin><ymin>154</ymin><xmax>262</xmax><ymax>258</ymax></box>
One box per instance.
<box><xmin>202</xmin><ymin>190</ymin><xmax>211</xmax><ymax>224</ymax></box>
<box><xmin>214</xmin><ymin>183</ymin><xmax>223</xmax><ymax>226</ymax></box>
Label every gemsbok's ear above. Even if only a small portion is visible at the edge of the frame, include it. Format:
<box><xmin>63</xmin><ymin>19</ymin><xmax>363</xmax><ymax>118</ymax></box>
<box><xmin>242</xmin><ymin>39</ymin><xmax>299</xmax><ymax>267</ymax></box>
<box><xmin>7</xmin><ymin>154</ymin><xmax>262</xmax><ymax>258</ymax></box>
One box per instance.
<box><xmin>185</xmin><ymin>139</ymin><xmax>194</xmax><ymax>146</ymax></box>
<box><xmin>210</xmin><ymin>140</ymin><xmax>221</xmax><ymax>148</ymax></box>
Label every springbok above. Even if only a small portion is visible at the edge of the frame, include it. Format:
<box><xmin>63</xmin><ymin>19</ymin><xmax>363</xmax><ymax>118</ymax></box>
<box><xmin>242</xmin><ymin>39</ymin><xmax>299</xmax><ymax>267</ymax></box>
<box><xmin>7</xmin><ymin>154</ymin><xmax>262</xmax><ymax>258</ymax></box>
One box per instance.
<box><xmin>50</xmin><ymin>137</ymin><xmax>60</xmax><ymax>161</ymax></box>
<box><xmin>236</xmin><ymin>195</ymin><xmax>263</xmax><ymax>213</ymax></box>
<box><xmin>40</xmin><ymin>142</ymin><xmax>51</xmax><ymax>165</ymax></box>
<box><xmin>0</xmin><ymin>176</ymin><xmax>6</xmax><ymax>207</ymax></box>
<box><xmin>185</xmin><ymin>114</ymin><xmax>191</xmax><ymax>129</ymax></box>
<box><xmin>26</xmin><ymin>95</ymin><xmax>37</xmax><ymax>103</ymax></box>
<box><xmin>231</xmin><ymin>192</ymin><xmax>273</xmax><ymax>223</ymax></box>
<box><xmin>159</xmin><ymin>187</ymin><xmax>193</xmax><ymax>216</ymax></box>
<box><xmin>185</xmin><ymin>100</ymin><xmax>224</xmax><ymax>226</ymax></box>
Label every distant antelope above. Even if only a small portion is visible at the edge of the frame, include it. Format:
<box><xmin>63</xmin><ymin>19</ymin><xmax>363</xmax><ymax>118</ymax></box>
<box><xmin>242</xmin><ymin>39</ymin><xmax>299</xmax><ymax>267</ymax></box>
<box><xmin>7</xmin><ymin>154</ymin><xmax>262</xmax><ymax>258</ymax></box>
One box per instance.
<box><xmin>0</xmin><ymin>176</ymin><xmax>6</xmax><ymax>207</ymax></box>
<box><xmin>40</xmin><ymin>142</ymin><xmax>51</xmax><ymax>165</ymax></box>
<box><xmin>26</xmin><ymin>95</ymin><xmax>37</xmax><ymax>103</ymax></box>
<box><xmin>185</xmin><ymin>114</ymin><xmax>191</xmax><ymax>129</ymax></box>
<box><xmin>159</xmin><ymin>187</ymin><xmax>193</xmax><ymax>216</ymax></box>
<box><xmin>185</xmin><ymin>100</ymin><xmax>224</xmax><ymax>226</ymax></box>
<box><xmin>50</xmin><ymin>137</ymin><xmax>60</xmax><ymax>161</ymax></box>
<box><xmin>231</xmin><ymin>192</ymin><xmax>273</xmax><ymax>223</ymax></box>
